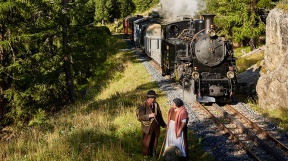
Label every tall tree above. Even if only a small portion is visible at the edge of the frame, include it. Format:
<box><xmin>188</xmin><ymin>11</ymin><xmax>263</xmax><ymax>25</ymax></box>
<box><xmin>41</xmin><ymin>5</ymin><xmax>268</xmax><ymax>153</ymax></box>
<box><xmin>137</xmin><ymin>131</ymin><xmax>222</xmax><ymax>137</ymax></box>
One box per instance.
<box><xmin>94</xmin><ymin>0</ymin><xmax>122</xmax><ymax>23</ymax></box>
<box><xmin>0</xmin><ymin>29</ymin><xmax>3</xmax><ymax>120</ymax></box>
<box><xmin>94</xmin><ymin>0</ymin><xmax>106</xmax><ymax>23</ymax></box>
<box><xmin>119</xmin><ymin>0</ymin><xmax>136</xmax><ymax>17</ymax></box>
<box><xmin>62</xmin><ymin>0</ymin><xmax>76</xmax><ymax>103</ymax></box>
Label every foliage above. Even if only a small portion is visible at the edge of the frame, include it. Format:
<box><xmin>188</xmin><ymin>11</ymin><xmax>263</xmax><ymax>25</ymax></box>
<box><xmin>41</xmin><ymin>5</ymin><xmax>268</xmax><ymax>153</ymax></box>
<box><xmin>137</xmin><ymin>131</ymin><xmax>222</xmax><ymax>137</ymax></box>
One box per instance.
<box><xmin>28</xmin><ymin>108</ymin><xmax>47</xmax><ymax>126</ymax></box>
<box><xmin>94</xmin><ymin>0</ymin><xmax>134</xmax><ymax>23</ymax></box>
<box><xmin>0</xmin><ymin>1</ymin><xmax>67</xmax><ymax>125</ymax></box>
<box><xmin>118</xmin><ymin>0</ymin><xmax>136</xmax><ymax>18</ymax></box>
<box><xmin>95</xmin><ymin>0</ymin><xmax>120</xmax><ymax>22</ymax></box>
<box><xmin>93</xmin><ymin>0</ymin><xmax>158</xmax><ymax>23</ymax></box>
<box><xmin>0</xmin><ymin>0</ymin><xmax>116</xmax><ymax>126</ymax></box>
<box><xmin>132</xmin><ymin>0</ymin><xmax>159</xmax><ymax>13</ymax></box>
<box><xmin>203</xmin><ymin>0</ymin><xmax>275</xmax><ymax>48</ymax></box>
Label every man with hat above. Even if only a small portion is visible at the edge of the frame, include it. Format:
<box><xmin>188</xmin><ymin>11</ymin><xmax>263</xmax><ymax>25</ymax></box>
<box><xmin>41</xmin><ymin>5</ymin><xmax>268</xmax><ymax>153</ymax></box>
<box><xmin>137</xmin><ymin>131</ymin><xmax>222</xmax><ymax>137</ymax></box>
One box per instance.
<box><xmin>138</xmin><ymin>90</ymin><xmax>166</xmax><ymax>160</ymax></box>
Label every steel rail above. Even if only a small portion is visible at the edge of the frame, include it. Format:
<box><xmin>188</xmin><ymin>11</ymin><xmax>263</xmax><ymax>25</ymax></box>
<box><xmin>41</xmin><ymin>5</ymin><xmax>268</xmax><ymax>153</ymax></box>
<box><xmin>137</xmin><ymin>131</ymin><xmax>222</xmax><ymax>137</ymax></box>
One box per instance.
<box><xmin>225</xmin><ymin>104</ymin><xmax>288</xmax><ymax>152</ymax></box>
<box><xmin>212</xmin><ymin>103</ymin><xmax>287</xmax><ymax>161</ymax></box>
<box><xmin>194</xmin><ymin>101</ymin><xmax>261</xmax><ymax>161</ymax></box>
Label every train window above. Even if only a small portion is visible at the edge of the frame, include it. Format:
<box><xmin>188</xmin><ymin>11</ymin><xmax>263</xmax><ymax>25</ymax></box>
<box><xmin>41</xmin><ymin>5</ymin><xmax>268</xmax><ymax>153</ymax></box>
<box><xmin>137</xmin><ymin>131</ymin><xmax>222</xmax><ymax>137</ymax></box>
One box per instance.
<box><xmin>168</xmin><ymin>25</ymin><xmax>180</xmax><ymax>38</ymax></box>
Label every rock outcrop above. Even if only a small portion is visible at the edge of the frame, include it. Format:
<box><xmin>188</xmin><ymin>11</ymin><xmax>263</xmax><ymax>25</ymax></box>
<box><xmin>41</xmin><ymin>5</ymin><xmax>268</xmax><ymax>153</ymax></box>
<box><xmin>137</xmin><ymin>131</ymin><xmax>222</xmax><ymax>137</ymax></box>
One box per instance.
<box><xmin>256</xmin><ymin>8</ymin><xmax>288</xmax><ymax>109</ymax></box>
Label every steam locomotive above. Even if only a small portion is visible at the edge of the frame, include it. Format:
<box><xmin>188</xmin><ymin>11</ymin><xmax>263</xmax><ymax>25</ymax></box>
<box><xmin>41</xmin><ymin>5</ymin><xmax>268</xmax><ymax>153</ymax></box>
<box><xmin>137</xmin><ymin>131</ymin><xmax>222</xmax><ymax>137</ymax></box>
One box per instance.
<box><xmin>124</xmin><ymin>14</ymin><xmax>237</xmax><ymax>103</ymax></box>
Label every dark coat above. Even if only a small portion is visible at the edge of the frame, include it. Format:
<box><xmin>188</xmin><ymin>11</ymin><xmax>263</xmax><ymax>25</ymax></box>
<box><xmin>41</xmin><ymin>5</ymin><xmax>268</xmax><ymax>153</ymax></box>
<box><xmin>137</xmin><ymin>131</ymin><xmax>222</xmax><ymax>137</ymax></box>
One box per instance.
<box><xmin>138</xmin><ymin>101</ymin><xmax>166</xmax><ymax>134</ymax></box>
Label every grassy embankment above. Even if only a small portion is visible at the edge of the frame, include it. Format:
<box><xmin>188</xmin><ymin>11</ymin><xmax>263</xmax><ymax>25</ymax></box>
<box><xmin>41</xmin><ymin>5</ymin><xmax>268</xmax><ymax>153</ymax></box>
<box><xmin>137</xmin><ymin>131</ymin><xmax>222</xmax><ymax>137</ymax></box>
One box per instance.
<box><xmin>0</xmin><ymin>35</ymin><xmax>212</xmax><ymax>161</ymax></box>
<box><xmin>233</xmin><ymin>46</ymin><xmax>264</xmax><ymax>74</ymax></box>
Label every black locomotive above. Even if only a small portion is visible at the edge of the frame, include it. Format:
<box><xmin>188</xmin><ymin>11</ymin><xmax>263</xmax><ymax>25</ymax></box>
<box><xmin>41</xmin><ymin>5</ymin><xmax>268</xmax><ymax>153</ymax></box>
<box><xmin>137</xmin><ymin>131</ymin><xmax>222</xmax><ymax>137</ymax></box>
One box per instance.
<box><xmin>161</xmin><ymin>14</ymin><xmax>237</xmax><ymax>103</ymax></box>
<box><xmin>124</xmin><ymin>14</ymin><xmax>237</xmax><ymax>103</ymax></box>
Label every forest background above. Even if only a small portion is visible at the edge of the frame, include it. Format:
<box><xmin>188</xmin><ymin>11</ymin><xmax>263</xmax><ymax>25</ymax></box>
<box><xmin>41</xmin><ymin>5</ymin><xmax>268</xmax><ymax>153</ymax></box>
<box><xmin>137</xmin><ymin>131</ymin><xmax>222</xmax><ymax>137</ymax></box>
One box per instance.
<box><xmin>0</xmin><ymin>0</ymin><xmax>285</xmax><ymax>133</ymax></box>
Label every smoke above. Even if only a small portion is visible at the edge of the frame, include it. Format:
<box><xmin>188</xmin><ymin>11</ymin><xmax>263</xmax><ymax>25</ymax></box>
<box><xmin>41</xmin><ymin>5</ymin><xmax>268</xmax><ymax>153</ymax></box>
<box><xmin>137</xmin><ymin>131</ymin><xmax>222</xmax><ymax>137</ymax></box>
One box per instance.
<box><xmin>146</xmin><ymin>24</ymin><xmax>161</xmax><ymax>36</ymax></box>
<box><xmin>159</xmin><ymin>0</ymin><xmax>206</xmax><ymax>20</ymax></box>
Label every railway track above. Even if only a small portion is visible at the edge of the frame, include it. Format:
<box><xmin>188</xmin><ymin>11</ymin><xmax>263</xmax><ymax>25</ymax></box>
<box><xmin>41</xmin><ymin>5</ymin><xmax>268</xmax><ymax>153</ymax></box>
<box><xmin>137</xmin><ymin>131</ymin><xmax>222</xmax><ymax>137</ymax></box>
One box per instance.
<box><xmin>194</xmin><ymin>102</ymin><xmax>288</xmax><ymax>161</ymax></box>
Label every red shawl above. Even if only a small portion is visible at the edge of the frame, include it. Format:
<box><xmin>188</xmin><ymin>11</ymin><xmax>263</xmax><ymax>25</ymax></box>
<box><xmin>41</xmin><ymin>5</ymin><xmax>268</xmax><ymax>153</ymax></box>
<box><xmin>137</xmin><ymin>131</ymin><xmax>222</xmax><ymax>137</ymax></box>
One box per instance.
<box><xmin>167</xmin><ymin>106</ymin><xmax>188</xmax><ymax>135</ymax></box>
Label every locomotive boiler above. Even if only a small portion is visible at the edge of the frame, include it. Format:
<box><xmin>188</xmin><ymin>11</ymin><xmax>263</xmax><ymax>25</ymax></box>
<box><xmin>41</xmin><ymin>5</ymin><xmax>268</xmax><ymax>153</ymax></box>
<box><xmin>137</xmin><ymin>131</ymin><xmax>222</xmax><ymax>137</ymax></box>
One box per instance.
<box><xmin>161</xmin><ymin>14</ymin><xmax>237</xmax><ymax>103</ymax></box>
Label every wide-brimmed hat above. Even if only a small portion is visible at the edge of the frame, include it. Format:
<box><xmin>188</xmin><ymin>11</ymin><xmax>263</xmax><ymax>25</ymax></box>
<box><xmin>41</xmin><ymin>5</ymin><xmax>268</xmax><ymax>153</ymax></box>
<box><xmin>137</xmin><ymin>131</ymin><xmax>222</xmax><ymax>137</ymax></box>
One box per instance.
<box><xmin>147</xmin><ymin>90</ymin><xmax>157</xmax><ymax>98</ymax></box>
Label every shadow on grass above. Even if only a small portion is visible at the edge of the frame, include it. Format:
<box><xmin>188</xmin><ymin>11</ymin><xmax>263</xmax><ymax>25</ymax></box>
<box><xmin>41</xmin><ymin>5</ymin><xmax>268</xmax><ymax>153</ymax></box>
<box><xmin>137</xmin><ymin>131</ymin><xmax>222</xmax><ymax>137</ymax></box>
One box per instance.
<box><xmin>79</xmin><ymin>51</ymin><xmax>146</xmax><ymax>104</ymax></box>
<box><xmin>83</xmin><ymin>82</ymin><xmax>160</xmax><ymax>113</ymax></box>
<box><xmin>65</xmin><ymin>128</ymin><xmax>143</xmax><ymax>161</ymax></box>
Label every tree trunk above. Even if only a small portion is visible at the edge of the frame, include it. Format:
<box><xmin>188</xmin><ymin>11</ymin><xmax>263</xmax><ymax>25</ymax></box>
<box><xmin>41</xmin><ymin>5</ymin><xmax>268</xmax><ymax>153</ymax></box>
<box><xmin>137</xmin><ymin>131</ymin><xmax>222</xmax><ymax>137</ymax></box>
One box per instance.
<box><xmin>249</xmin><ymin>0</ymin><xmax>256</xmax><ymax>51</ymax></box>
<box><xmin>0</xmin><ymin>40</ymin><xmax>3</xmax><ymax>120</ymax></box>
<box><xmin>62</xmin><ymin>0</ymin><xmax>76</xmax><ymax>103</ymax></box>
<box><xmin>249</xmin><ymin>38</ymin><xmax>257</xmax><ymax>51</ymax></box>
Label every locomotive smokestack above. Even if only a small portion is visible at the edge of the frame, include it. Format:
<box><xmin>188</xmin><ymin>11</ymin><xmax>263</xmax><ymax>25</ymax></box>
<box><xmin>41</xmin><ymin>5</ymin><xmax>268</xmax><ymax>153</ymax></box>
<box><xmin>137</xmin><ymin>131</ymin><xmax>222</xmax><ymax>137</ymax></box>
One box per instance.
<box><xmin>202</xmin><ymin>14</ymin><xmax>216</xmax><ymax>34</ymax></box>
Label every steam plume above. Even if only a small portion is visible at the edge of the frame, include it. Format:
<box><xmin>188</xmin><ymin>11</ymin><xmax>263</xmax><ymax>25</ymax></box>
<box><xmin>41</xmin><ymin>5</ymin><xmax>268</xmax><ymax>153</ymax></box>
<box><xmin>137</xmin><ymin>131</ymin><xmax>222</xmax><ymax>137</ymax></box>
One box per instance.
<box><xmin>159</xmin><ymin>0</ymin><xmax>206</xmax><ymax>20</ymax></box>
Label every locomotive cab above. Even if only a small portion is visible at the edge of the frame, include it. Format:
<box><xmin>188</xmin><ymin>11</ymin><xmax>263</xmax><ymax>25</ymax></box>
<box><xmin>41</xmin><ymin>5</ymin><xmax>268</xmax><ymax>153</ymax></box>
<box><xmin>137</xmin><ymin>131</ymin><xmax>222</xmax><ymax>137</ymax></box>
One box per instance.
<box><xmin>161</xmin><ymin>18</ymin><xmax>192</xmax><ymax>76</ymax></box>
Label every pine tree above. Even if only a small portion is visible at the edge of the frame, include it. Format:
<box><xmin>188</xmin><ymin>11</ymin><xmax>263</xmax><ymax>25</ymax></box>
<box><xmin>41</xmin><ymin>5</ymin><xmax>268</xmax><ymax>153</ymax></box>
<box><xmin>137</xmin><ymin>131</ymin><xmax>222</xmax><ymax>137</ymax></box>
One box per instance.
<box><xmin>62</xmin><ymin>0</ymin><xmax>76</xmax><ymax>103</ymax></box>
<box><xmin>118</xmin><ymin>0</ymin><xmax>136</xmax><ymax>18</ymax></box>
<box><xmin>0</xmin><ymin>28</ymin><xmax>4</xmax><ymax>120</ymax></box>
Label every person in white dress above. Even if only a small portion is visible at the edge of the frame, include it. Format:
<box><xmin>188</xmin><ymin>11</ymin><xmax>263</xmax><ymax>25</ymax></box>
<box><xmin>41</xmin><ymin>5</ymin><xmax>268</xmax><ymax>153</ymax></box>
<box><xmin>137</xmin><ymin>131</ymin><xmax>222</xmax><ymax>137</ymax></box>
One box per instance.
<box><xmin>164</xmin><ymin>98</ymin><xmax>189</xmax><ymax>160</ymax></box>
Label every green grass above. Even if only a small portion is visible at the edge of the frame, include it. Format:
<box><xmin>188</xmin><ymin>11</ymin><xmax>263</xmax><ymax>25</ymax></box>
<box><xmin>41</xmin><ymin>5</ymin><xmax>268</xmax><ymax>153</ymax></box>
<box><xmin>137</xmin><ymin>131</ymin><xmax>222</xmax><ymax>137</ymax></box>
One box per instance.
<box><xmin>246</xmin><ymin>98</ymin><xmax>288</xmax><ymax>131</ymax></box>
<box><xmin>234</xmin><ymin>46</ymin><xmax>264</xmax><ymax>73</ymax></box>
<box><xmin>233</xmin><ymin>46</ymin><xmax>251</xmax><ymax>58</ymax></box>
<box><xmin>0</xmin><ymin>38</ymin><xmax>213</xmax><ymax>161</ymax></box>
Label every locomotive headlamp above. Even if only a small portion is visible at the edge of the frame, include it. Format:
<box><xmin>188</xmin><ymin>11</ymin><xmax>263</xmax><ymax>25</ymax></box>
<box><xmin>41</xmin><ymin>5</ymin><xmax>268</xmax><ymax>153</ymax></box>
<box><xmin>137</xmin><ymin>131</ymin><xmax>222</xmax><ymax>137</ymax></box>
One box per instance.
<box><xmin>227</xmin><ymin>71</ymin><xmax>235</xmax><ymax>78</ymax></box>
<box><xmin>192</xmin><ymin>72</ymin><xmax>199</xmax><ymax>79</ymax></box>
<box><xmin>194</xmin><ymin>66</ymin><xmax>198</xmax><ymax>71</ymax></box>
<box><xmin>208</xmin><ymin>29</ymin><xmax>216</xmax><ymax>37</ymax></box>
<box><xmin>228</xmin><ymin>66</ymin><xmax>233</xmax><ymax>71</ymax></box>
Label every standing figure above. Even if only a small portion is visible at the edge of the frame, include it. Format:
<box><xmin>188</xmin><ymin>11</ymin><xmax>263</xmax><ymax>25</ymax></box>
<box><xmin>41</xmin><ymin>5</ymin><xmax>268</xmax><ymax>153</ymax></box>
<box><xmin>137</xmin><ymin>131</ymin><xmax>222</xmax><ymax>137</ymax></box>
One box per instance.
<box><xmin>138</xmin><ymin>90</ymin><xmax>167</xmax><ymax>160</ymax></box>
<box><xmin>164</xmin><ymin>98</ymin><xmax>189</xmax><ymax>159</ymax></box>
